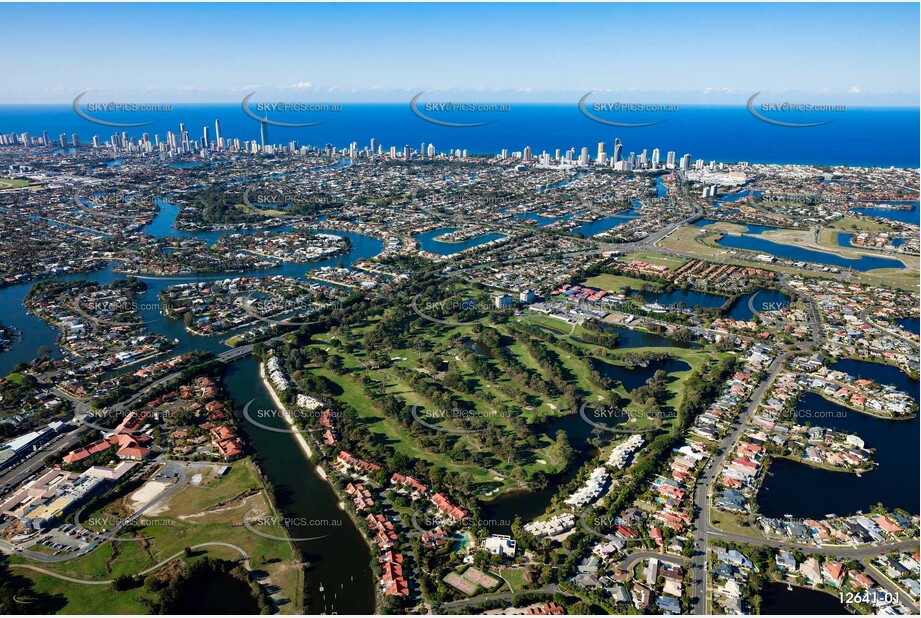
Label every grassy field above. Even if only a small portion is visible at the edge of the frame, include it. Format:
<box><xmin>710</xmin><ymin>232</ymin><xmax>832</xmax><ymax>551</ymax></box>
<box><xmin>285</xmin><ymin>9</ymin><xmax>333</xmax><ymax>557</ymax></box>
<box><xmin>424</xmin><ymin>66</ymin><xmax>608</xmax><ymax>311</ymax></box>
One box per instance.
<box><xmin>817</xmin><ymin>228</ymin><xmax>846</xmax><ymax>250</ymax></box>
<box><xmin>582</xmin><ymin>273</ymin><xmax>662</xmax><ymax>293</ymax></box>
<box><xmin>11</xmin><ymin>459</ymin><xmax>303</xmax><ymax>614</ymax></box>
<box><xmin>657</xmin><ymin>227</ymin><xmax>725</xmax><ymax>257</ymax></box>
<box><xmin>0</xmin><ymin>178</ymin><xmax>29</xmax><ymax>189</ymax></box>
<box><xmin>829</xmin><ymin>217</ymin><xmax>895</xmax><ymax>232</ymax></box>
<box><xmin>307</xmin><ymin>325</ymin><xmax>565</xmax><ymax>487</ymax></box>
<box><xmin>760</xmin><ymin>228</ymin><xmax>863</xmax><ymax>257</ymax></box>
<box><xmin>293</xmin><ymin>289</ymin><xmax>709</xmax><ymax>496</ymax></box>
<box><xmin>657</xmin><ymin>226</ymin><xmax>920</xmax><ymax>291</ymax></box>
<box><xmin>497</xmin><ymin>566</ymin><xmax>532</xmax><ymax>593</ymax></box>
<box><xmin>710</xmin><ymin>510</ymin><xmax>760</xmax><ymax>538</ymax></box>
<box><xmin>623</xmin><ymin>251</ymin><xmax>689</xmax><ymax>268</ymax></box>
<box><xmin>693</xmin><ymin>221</ymin><xmax>750</xmax><ymax>235</ymax></box>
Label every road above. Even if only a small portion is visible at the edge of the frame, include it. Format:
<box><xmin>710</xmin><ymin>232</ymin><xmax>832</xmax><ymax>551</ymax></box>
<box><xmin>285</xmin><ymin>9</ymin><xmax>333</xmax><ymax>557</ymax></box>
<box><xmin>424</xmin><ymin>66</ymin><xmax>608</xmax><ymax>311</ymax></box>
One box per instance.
<box><xmin>680</xmin><ymin>285</ymin><xmax>920</xmax><ymax>613</ymax></box>
<box><xmin>618</xmin><ymin>551</ymin><xmax>689</xmax><ymax>571</ymax></box>
<box><xmin>687</xmin><ymin>350</ymin><xmax>789</xmax><ymax>614</ymax></box>
<box><xmin>10</xmin><ymin>541</ymin><xmax>251</xmax><ymax>584</ymax></box>
<box><xmin>435</xmin><ymin>584</ymin><xmax>562</xmax><ymax>612</ymax></box>
<box><xmin>0</xmin><ymin>461</ymin><xmax>187</xmax><ymax>563</ymax></box>
<box><xmin>686</xmin><ymin>281</ymin><xmax>827</xmax><ymax>613</ymax></box>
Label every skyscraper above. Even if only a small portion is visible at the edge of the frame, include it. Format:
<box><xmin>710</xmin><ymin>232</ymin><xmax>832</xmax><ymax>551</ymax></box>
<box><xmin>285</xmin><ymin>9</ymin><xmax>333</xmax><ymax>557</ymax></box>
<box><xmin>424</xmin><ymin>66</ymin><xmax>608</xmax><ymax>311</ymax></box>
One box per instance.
<box><xmin>652</xmin><ymin>148</ymin><xmax>661</xmax><ymax>167</ymax></box>
<box><xmin>612</xmin><ymin>138</ymin><xmax>623</xmax><ymax>163</ymax></box>
<box><xmin>260</xmin><ymin>120</ymin><xmax>269</xmax><ymax>149</ymax></box>
<box><xmin>666</xmin><ymin>151</ymin><xmax>676</xmax><ymax>168</ymax></box>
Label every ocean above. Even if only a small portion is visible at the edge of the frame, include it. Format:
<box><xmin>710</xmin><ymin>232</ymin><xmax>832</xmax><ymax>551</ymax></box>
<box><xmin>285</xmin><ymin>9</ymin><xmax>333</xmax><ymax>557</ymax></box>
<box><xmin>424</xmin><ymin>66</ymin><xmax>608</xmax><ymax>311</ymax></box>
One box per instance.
<box><xmin>0</xmin><ymin>104</ymin><xmax>918</xmax><ymax>168</ymax></box>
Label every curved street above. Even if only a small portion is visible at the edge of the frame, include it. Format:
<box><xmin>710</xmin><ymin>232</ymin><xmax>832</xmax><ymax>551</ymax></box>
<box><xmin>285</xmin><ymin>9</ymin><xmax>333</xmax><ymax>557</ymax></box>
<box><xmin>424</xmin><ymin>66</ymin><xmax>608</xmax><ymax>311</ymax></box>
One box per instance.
<box><xmin>11</xmin><ymin>541</ymin><xmax>252</xmax><ymax>585</ymax></box>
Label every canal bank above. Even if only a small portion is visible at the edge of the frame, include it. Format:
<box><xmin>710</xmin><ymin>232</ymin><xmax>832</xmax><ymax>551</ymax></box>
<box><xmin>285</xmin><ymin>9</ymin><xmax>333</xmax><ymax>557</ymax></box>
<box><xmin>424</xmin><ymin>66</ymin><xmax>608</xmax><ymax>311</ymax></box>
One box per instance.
<box><xmin>0</xmin><ymin>206</ymin><xmax>384</xmax><ymax>613</ymax></box>
<box><xmin>757</xmin><ymin>359</ymin><xmax>920</xmax><ymax>519</ymax></box>
<box><xmin>226</xmin><ymin>357</ymin><xmax>376</xmax><ymax>614</ymax></box>
<box><xmin>760</xmin><ymin>581</ymin><xmax>848</xmax><ymax>615</ymax></box>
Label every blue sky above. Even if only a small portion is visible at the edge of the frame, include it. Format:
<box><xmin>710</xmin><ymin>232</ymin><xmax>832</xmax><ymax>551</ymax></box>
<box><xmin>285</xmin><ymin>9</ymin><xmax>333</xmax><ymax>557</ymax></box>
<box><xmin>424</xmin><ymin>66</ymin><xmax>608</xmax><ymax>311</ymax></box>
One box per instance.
<box><xmin>0</xmin><ymin>3</ymin><xmax>918</xmax><ymax>104</ymax></box>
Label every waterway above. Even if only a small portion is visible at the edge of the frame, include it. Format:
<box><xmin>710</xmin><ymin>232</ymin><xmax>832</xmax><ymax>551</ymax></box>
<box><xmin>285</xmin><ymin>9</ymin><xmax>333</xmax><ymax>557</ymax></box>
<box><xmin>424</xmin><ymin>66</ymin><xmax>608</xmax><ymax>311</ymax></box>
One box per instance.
<box><xmin>225</xmin><ymin>358</ymin><xmax>375</xmax><ymax>614</ymax></box>
<box><xmin>592</xmin><ymin>357</ymin><xmax>692</xmax><ymax>392</ymax></box>
<box><xmin>851</xmin><ymin>203</ymin><xmax>921</xmax><ymax>227</ymax></box>
<box><xmin>639</xmin><ymin>288</ymin><xmax>729</xmax><ymax>310</ymax></box>
<box><xmin>725</xmin><ymin>290</ymin><xmax>790</xmax><ymax>322</ymax></box>
<box><xmin>414</xmin><ymin>227</ymin><xmax>505</xmax><ymax>255</ymax></box>
<box><xmin>693</xmin><ymin>219</ymin><xmax>782</xmax><ymax>236</ymax></box>
<box><xmin>576</xmin><ymin>208</ymin><xmax>642</xmax><ymax>237</ymax></box>
<box><xmin>603</xmin><ymin>324</ymin><xmax>699</xmax><ymax>349</ymax></box>
<box><xmin>713</xmin><ymin>190</ymin><xmax>763</xmax><ymax>206</ymax></box>
<box><xmin>509</xmin><ymin>206</ymin><xmax>641</xmax><ymax>237</ymax></box>
<box><xmin>760</xmin><ymin>582</ymin><xmax>847</xmax><ymax>615</ymax></box>
<box><xmin>838</xmin><ymin>233</ymin><xmax>906</xmax><ymax>249</ymax></box>
<box><xmin>482</xmin><ymin>337</ymin><xmax>694</xmax><ymax>531</ymax></box>
<box><xmin>757</xmin><ymin>359</ymin><xmax>920</xmax><ymax>519</ymax></box>
<box><xmin>897</xmin><ymin>317</ymin><xmax>920</xmax><ymax>336</ymax></box>
<box><xmin>715</xmin><ymin>233</ymin><xmax>905</xmax><ymax>272</ymax></box>
<box><xmin>173</xmin><ymin>570</ymin><xmax>262</xmax><ymax>615</ymax></box>
<box><xmin>0</xmin><ymin>204</ymin><xmax>383</xmax><ymax>614</ymax></box>
<box><xmin>481</xmin><ymin>411</ymin><xmax>599</xmax><ymax>534</ymax></box>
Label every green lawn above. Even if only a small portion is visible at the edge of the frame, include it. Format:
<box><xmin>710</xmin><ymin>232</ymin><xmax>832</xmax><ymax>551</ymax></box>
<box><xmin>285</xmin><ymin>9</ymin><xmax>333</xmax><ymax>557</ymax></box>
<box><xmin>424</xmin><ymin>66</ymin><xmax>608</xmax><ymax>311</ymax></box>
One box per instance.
<box><xmin>11</xmin><ymin>460</ymin><xmax>303</xmax><ymax>614</ymax></box>
<box><xmin>582</xmin><ymin>273</ymin><xmax>662</xmax><ymax>294</ymax></box>
<box><xmin>290</xmin><ymin>281</ymin><xmax>722</xmax><ymax>500</ymax></box>
<box><xmin>623</xmin><ymin>251</ymin><xmax>689</xmax><ymax>268</ymax></box>
<box><xmin>828</xmin><ymin>217</ymin><xmax>894</xmax><ymax>232</ymax></box>
<box><xmin>0</xmin><ymin>178</ymin><xmax>29</xmax><ymax>189</ymax></box>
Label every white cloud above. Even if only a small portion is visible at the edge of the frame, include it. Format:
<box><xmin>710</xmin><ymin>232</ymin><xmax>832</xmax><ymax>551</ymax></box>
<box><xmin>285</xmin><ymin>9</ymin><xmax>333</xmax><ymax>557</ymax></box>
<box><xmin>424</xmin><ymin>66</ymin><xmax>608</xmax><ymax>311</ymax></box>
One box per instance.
<box><xmin>289</xmin><ymin>81</ymin><xmax>314</xmax><ymax>89</ymax></box>
<box><xmin>849</xmin><ymin>86</ymin><xmax>861</xmax><ymax>94</ymax></box>
<box><xmin>702</xmin><ymin>86</ymin><xmax>735</xmax><ymax>95</ymax></box>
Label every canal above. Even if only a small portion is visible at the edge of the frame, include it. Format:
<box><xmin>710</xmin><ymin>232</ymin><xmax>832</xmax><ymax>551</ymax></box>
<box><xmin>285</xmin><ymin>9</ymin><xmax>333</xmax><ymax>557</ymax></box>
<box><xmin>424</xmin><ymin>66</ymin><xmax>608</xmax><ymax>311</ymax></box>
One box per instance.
<box><xmin>224</xmin><ymin>357</ymin><xmax>375</xmax><ymax>614</ymax></box>
<box><xmin>414</xmin><ymin>227</ymin><xmax>506</xmax><ymax>255</ymax></box>
<box><xmin>0</xmin><ymin>209</ymin><xmax>383</xmax><ymax>614</ymax></box>
<box><xmin>757</xmin><ymin>359</ymin><xmax>920</xmax><ymax>519</ymax></box>
<box><xmin>714</xmin><ymin>233</ymin><xmax>906</xmax><ymax>272</ymax></box>
<box><xmin>760</xmin><ymin>582</ymin><xmax>847</xmax><ymax>615</ymax></box>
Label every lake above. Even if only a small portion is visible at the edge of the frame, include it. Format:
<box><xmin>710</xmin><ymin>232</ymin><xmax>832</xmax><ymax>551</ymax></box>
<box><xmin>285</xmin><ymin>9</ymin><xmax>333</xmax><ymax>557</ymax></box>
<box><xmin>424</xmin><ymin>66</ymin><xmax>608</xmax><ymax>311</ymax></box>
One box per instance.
<box><xmin>715</xmin><ymin>234</ymin><xmax>905</xmax><ymax>272</ymax></box>
<box><xmin>414</xmin><ymin>227</ymin><xmax>505</xmax><ymax>254</ymax></box>
<box><xmin>760</xmin><ymin>582</ymin><xmax>847</xmax><ymax>615</ymax></box>
<box><xmin>757</xmin><ymin>359</ymin><xmax>919</xmax><ymax>519</ymax></box>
